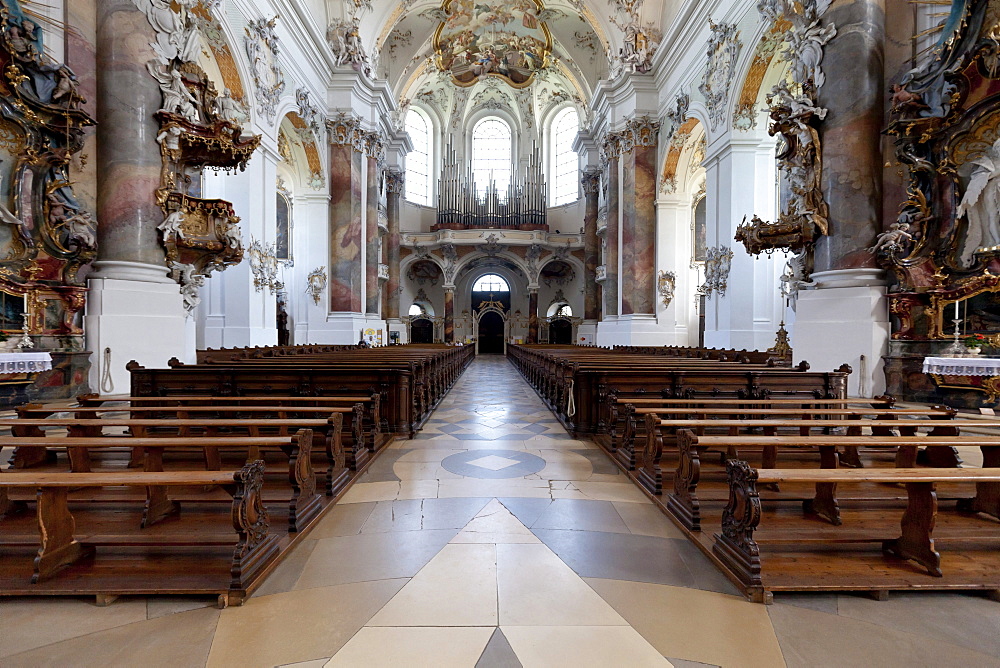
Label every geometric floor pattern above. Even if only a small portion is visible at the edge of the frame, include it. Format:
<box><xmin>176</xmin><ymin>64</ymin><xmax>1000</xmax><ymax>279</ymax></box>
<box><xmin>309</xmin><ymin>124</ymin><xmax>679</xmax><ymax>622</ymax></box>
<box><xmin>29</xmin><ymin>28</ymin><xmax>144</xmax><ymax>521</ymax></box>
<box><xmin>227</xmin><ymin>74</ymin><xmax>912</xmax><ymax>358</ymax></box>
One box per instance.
<box><xmin>3</xmin><ymin>356</ymin><xmax>1000</xmax><ymax>666</ymax></box>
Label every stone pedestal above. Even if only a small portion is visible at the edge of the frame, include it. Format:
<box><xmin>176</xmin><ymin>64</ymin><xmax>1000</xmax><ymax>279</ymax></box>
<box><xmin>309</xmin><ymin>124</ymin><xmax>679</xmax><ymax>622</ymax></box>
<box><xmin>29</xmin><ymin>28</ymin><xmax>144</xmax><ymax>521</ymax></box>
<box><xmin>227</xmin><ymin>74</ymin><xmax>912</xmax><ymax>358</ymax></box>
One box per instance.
<box><xmin>793</xmin><ymin>270</ymin><xmax>889</xmax><ymax>397</ymax></box>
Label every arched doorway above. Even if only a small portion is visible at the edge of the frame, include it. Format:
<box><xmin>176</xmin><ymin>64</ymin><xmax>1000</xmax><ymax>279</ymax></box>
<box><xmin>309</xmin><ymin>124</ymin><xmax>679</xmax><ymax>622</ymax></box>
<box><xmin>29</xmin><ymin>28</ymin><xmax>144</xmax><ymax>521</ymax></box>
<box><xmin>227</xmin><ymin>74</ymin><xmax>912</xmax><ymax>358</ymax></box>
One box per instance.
<box><xmin>550</xmin><ymin>318</ymin><xmax>572</xmax><ymax>344</ymax></box>
<box><xmin>478</xmin><ymin>311</ymin><xmax>505</xmax><ymax>354</ymax></box>
<box><xmin>411</xmin><ymin>318</ymin><xmax>433</xmax><ymax>343</ymax></box>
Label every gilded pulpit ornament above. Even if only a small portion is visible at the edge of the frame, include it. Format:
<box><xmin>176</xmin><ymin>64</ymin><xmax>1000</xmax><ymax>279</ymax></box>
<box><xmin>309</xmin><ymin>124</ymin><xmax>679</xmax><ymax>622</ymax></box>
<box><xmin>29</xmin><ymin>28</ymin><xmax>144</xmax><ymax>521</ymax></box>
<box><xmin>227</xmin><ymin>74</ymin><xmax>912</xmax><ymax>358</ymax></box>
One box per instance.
<box><xmin>431</xmin><ymin>0</ymin><xmax>554</xmax><ymax>88</ymax></box>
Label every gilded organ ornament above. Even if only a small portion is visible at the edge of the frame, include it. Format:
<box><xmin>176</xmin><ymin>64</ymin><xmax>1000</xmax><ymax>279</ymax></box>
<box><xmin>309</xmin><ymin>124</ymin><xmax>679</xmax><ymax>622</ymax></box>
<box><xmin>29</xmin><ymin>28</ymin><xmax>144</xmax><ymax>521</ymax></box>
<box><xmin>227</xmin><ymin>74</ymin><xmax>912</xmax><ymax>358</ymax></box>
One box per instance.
<box><xmin>432</xmin><ymin>0</ymin><xmax>554</xmax><ymax>88</ymax></box>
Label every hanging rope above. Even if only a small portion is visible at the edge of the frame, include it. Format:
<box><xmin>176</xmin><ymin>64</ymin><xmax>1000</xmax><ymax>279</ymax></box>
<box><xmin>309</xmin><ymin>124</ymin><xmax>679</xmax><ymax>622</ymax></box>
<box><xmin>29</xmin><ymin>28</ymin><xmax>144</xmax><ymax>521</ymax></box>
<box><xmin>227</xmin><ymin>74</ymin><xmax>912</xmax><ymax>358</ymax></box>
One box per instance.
<box><xmin>566</xmin><ymin>379</ymin><xmax>576</xmax><ymax>417</ymax></box>
<box><xmin>100</xmin><ymin>346</ymin><xmax>114</xmax><ymax>394</ymax></box>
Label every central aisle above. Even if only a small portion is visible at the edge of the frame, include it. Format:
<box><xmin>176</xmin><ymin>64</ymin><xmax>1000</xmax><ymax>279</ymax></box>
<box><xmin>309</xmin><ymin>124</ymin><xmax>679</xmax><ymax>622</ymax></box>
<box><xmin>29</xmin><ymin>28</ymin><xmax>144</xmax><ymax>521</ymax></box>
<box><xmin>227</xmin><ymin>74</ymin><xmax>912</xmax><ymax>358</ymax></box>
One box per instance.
<box><xmin>7</xmin><ymin>358</ymin><xmax>998</xmax><ymax>666</ymax></box>
<box><xmin>205</xmin><ymin>356</ymin><xmax>785</xmax><ymax>667</ymax></box>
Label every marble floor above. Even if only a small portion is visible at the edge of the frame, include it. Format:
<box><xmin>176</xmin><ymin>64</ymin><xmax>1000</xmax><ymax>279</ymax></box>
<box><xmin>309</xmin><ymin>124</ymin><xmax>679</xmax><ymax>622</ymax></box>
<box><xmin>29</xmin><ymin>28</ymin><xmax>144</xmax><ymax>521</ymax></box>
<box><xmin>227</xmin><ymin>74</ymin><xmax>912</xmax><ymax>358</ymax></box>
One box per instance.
<box><xmin>3</xmin><ymin>356</ymin><xmax>1000</xmax><ymax>667</ymax></box>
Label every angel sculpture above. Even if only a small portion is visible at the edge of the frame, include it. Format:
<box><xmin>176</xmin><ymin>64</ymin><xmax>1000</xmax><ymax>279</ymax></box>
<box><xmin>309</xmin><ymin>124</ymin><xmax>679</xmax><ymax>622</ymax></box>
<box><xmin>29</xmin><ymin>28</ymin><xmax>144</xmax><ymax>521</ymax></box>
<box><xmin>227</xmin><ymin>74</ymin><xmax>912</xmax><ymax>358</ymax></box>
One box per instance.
<box><xmin>147</xmin><ymin>64</ymin><xmax>200</xmax><ymax>123</ymax></box>
<box><xmin>0</xmin><ymin>174</ymin><xmax>30</xmax><ymax>246</ymax></box>
<box><xmin>158</xmin><ymin>209</ymin><xmax>186</xmax><ymax>241</ymax></box>
<box><xmin>957</xmin><ymin>136</ymin><xmax>1000</xmax><ymax>267</ymax></box>
<box><xmin>868</xmin><ymin>220</ymin><xmax>913</xmax><ymax>257</ymax></box>
<box><xmin>64</xmin><ymin>211</ymin><xmax>97</xmax><ymax>250</ymax></box>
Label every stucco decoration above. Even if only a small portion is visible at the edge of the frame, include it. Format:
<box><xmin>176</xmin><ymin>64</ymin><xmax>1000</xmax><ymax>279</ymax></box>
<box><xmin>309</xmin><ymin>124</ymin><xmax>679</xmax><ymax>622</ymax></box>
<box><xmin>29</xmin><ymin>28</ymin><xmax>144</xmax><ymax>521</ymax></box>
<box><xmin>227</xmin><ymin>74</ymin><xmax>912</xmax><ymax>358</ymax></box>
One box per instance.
<box><xmin>699</xmin><ymin>20</ymin><xmax>742</xmax><ymax>130</ymax></box>
<box><xmin>306</xmin><ymin>266</ymin><xmax>327</xmax><ymax>305</ymax></box>
<box><xmin>244</xmin><ymin>17</ymin><xmax>285</xmax><ymax>122</ymax></box>
<box><xmin>131</xmin><ymin>0</ymin><xmax>203</xmax><ymax>66</ymax></box>
<box><xmin>607</xmin><ymin>0</ymin><xmax>661</xmax><ymax>76</ymax></box>
<box><xmin>327</xmin><ymin>17</ymin><xmax>371</xmax><ymax>74</ymax></box>
<box><xmin>657</xmin><ymin>270</ymin><xmax>676</xmax><ymax>308</ymax></box>
<box><xmin>700</xmin><ymin>246</ymin><xmax>733</xmax><ymax>298</ymax></box>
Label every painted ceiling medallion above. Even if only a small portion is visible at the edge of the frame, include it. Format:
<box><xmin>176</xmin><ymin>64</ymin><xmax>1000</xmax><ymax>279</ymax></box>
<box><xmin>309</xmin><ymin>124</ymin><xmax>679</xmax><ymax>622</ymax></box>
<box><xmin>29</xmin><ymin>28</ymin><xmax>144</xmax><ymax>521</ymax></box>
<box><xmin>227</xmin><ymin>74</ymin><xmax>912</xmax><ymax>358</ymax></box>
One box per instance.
<box><xmin>432</xmin><ymin>0</ymin><xmax>553</xmax><ymax>88</ymax></box>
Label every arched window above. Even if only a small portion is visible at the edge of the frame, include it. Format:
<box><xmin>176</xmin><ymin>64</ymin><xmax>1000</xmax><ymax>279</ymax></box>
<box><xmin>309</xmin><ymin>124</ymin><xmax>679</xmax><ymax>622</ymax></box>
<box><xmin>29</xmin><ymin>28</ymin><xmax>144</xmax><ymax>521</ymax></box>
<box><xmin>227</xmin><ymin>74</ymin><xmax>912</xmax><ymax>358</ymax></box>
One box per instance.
<box><xmin>471</xmin><ymin>117</ymin><xmax>512</xmax><ymax>198</ymax></box>
<box><xmin>408</xmin><ymin>303</ymin><xmax>427</xmax><ymax>316</ymax></box>
<box><xmin>472</xmin><ymin>274</ymin><xmax>510</xmax><ymax>293</ymax></box>
<box><xmin>550</xmin><ymin>108</ymin><xmax>579</xmax><ymax>206</ymax></box>
<box><xmin>405</xmin><ymin>109</ymin><xmax>432</xmax><ymax>205</ymax></box>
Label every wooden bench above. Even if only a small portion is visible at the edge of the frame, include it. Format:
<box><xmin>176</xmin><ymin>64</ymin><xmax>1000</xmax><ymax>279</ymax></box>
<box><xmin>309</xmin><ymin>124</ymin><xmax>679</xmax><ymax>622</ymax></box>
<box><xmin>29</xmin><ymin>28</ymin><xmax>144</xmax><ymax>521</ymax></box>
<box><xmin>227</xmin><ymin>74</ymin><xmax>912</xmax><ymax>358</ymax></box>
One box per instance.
<box><xmin>0</xmin><ymin>460</ymin><xmax>277</xmax><ymax>589</ymax></box>
<box><xmin>70</xmin><ymin>394</ymin><xmax>379</xmax><ymax>460</ymax></box>
<box><xmin>613</xmin><ymin>403</ymin><xmax>957</xmax><ymax>470</ymax></box>
<box><xmin>662</xmin><ymin>428</ymin><xmax>1000</xmax><ymax>530</ymax></box>
<box><xmin>715</xmin><ymin>460</ymin><xmax>1000</xmax><ymax>601</ymax></box>
<box><xmin>0</xmin><ymin>431</ymin><xmax>323</xmax><ymax>532</ymax></box>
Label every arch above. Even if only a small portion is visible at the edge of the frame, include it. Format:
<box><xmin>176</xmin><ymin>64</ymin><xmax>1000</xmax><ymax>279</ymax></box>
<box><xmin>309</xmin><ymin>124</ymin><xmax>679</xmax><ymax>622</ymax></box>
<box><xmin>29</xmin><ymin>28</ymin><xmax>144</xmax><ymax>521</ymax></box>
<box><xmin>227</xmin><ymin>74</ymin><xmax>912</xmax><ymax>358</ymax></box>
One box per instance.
<box><xmin>732</xmin><ymin>20</ymin><xmax>791</xmax><ymax>133</ymax></box>
<box><xmin>659</xmin><ymin>117</ymin><xmax>705</xmax><ymax>197</ymax></box>
<box><xmin>281</xmin><ymin>111</ymin><xmax>324</xmax><ymax>189</ymax></box>
<box><xmin>472</xmin><ymin>300</ymin><xmax>509</xmax><ymax>355</ymax></box>
<box><xmin>472</xmin><ymin>273</ymin><xmax>510</xmax><ymax>293</ymax></box>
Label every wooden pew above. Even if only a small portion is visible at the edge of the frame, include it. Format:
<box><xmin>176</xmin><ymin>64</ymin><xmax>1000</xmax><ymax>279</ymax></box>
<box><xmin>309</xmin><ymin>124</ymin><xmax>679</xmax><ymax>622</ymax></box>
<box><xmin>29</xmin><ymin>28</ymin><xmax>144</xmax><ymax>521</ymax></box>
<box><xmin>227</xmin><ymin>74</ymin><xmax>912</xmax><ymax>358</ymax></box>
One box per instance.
<box><xmin>660</xmin><ymin>427</ymin><xmax>1000</xmax><ymax>530</ymax></box>
<box><xmin>0</xmin><ymin>431</ymin><xmax>323</xmax><ymax>532</ymax></box>
<box><xmin>615</xmin><ymin>403</ymin><xmax>958</xmax><ymax>471</ymax></box>
<box><xmin>715</xmin><ymin>459</ymin><xmax>1000</xmax><ymax>602</ymax></box>
<box><xmin>0</xmin><ymin>460</ymin><xmax>277</xmax><ymax>591</ymax></box>
<box><xmin>15</xmin><ymin>401</ymin><xmax>367</xmax><ymax>471</ymax></box>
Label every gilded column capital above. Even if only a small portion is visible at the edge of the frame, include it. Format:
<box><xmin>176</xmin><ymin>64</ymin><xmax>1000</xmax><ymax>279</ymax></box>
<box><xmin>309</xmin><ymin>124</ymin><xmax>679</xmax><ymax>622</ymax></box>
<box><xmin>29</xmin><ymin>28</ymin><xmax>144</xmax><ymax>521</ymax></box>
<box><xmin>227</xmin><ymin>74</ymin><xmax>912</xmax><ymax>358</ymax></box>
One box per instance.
<box><xmin>326</xmin><ymin>112</ymin><xmax>362</xmax><ymax>147</ymax></box>
<box><xmin>364</xmin><ymin>131</ymin><xmax>386</xmax><ymax>160</ymax></box>
<box><xmin>624</xmin><ymin>116</ymin><xmax>659</xmax><ymax>149</ymax></box>
<box><xmin>599</xmin><ymin>133</ymin><xmax>621</xmax><ymax>161</ymax></box>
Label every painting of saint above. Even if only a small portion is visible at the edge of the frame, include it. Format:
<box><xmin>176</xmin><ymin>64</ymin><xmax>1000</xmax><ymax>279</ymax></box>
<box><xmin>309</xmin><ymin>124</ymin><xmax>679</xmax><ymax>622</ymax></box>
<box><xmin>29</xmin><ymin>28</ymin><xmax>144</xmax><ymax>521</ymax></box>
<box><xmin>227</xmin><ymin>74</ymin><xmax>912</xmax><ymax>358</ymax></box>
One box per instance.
<box><xmin>433</xmin><ymin>0</ymin><xmax>552</xmax><ymax>87</ymax></box>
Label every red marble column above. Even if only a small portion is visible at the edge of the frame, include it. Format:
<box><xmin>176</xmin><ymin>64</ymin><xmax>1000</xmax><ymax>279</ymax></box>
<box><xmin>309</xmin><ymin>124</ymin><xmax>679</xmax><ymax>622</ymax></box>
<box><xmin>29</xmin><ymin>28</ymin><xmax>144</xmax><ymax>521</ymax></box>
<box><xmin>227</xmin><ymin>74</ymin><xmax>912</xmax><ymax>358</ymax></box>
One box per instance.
<box><xmin>444</xmin><ymin>288</ymin><xmax>455</xmax><ymax>343</ymax></box>
<box><xmin>328</xmin><ymin>118</ymin><xmax>363</xmax><ymax>313</ymax></box>
<box><xmin>602</xmin><ymin>135</ymin><xmax>620</xmax><ymax>318</ymax></box>
<box><xmin>95</xmin><ymin>0</ymin><xmax>168</xmax><ymax>270</ymax></box>
<box><xmin>813</xmin><ymin>0</ymin><xmax>885</xmax><ymax>272</ymax></box>
<box><xmin>621</xmin><ymin>118</ymin><xmax>659</xmax><ymax>315</ymax></box>
<box><xmin>364</xmin><ymin>136</ymin><xmax>382</xmax><ymax>315</ymax></box>
<box><xmin>383</xmin><ymin>169</ymin><xmax>403</xmax><ymax>321</ymax></box>
<box><xmin>582</xmin><ymin>169</ymin><xmax>602</xmax><ymax>321</ymax></box>
<box><xmin>528</xmin><ymin>289</ymin><xmax>539</xmax><ymax>343</ymax></box>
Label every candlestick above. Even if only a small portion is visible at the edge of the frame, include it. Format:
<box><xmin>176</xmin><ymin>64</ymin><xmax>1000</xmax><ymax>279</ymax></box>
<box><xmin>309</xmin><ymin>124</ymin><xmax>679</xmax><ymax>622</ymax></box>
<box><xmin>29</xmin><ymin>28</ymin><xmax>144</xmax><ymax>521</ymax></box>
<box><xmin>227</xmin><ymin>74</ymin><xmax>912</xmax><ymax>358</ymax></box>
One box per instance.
<box><xmin>955</xmin><ymin>300</ymin><xmax>959</xmax><ymax>321</ymax></box>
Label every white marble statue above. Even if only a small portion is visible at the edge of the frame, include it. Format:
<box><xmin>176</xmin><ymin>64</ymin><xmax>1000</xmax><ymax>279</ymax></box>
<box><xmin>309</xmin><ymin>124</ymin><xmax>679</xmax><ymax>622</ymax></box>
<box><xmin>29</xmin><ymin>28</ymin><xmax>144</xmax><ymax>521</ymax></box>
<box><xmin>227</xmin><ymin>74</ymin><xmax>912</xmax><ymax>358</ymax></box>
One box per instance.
<box><xmin>135</xmin><ymin>0</ymin><xmax>202</xmax><ymax>65</ymax></box>
<box><xmin>212</xmin><ymin>88</ymin><xmax>246</xmax><ymax>125</ymax></box>
<box><xmin>158</xmin><ymin>209</ymin><xmax>186</xmax><ymax>240</ymax></box>
<box><xmin>957</xmin><ymin>137</ymin><xmax>1000</xmax><ymax>267</ymax></box>
<box><xmin>147</xmin><ymin>64</ymin><xmax>199</xmax><ymax>122</ymax></box>
<box><xmin>64</xmin><ymin>211</ymin><xmax>97</xmax><ymax>249</ymax></box>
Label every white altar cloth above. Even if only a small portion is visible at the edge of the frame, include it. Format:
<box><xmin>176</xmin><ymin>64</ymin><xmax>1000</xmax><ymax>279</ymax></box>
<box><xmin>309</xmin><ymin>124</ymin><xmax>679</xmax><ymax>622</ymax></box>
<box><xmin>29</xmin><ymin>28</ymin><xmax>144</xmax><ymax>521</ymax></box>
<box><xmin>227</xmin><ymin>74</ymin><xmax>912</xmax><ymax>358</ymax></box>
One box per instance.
<box><xmin>922</xmin><ymin>356</ymin><xmax>1000</xmax><ymax>376</ymax></box>
<box><xmin>0</xmin><ymin>352</ymin><xmax>52</xmax><ymax>374</ymax></box>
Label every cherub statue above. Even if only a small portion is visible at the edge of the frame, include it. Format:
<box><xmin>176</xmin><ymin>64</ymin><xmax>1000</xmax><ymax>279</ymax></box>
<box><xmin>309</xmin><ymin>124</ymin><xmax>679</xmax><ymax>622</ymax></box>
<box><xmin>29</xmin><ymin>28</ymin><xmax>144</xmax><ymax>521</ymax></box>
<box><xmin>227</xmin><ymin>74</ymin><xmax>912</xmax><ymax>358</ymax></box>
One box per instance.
<box><xmin>868</xmin><ymin>220</ymin><xmax>913</xmax><ymax>256</ymax></box>
<box><xmin>64</xmin><ymin>211</ymin><xmax>97</xmax><ymax>250</ymax></box>
<box><xmin>158</xmin><ymin>209</ymin><xmax>186</xmax><ymax>240</ymax></box>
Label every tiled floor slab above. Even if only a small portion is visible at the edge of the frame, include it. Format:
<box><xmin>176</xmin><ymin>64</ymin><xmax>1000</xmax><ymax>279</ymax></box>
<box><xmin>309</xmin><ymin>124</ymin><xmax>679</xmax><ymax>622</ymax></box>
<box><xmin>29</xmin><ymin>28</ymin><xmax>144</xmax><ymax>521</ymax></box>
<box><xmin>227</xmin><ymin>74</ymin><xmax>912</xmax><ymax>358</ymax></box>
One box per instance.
<box><xmin>528</xmin><ymin>498</ymin><xmax>631</xmax><ymax>534</ymax></box>
<box><xmin>496</xmin><ymin>542</ymin><xmax>628</xmax><ymax>626</ymax></box>
<box><xmin>4</xmin><ymin>605</ymin><xmax>221</xmax><ymax>668</ymax></box>
<box><xmin>501</xmin><ymin>625</ymin><xmax>672</xmax><ymax>667</ymax></box>
<box><xmin>325</xmin><ymin>626</ymin><xmax>494</xmax><ymax>667</ymax></box>
<box><xmin>476</xmin><ymin>628</ymin><xmax>523</xmax><ymax>668</ymax></box>
<box><xmin>208</xmin><ymin>579</ymin><xmax>406</xmax><ymax>667</ymax></box>
<box><xmin>367</xmin><ymin>543</ymin><xmax>498</xmax><ymax>626</ymax></box>
<box><xmin>294</xmin><ymin>529</ymin><xmax>458</xmax><ymax>589</ymax></box>
<box><xmin>585</xmin><ymin>578</ymin><xmax>785</xmax><ymax>667</ymax></box>
<box><xmin>767</xmin><ymin>600</ymin><xmax>998</xmax><ymax>668</ymax></box>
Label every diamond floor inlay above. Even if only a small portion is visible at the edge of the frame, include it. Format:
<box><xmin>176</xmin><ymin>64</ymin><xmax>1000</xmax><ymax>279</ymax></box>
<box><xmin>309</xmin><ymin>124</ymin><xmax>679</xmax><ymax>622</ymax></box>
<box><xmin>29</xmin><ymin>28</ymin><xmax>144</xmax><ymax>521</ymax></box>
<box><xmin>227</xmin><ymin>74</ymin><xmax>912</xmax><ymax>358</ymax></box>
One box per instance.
<box><xmin>466</xmin><ymin>455</ymin><xmax>522</xmax><ymax>471</ymax></box>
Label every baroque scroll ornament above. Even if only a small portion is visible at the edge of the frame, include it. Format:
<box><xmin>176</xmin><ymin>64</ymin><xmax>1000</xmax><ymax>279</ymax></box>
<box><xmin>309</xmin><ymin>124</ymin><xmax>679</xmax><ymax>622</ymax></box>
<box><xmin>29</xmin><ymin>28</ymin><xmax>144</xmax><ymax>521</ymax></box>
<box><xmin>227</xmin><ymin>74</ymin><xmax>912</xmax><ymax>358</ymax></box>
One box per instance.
<box><xmin>245</xmin><ymin>17</ymin><xmax>285</xmax><ymax>122</ymax></box>
<box><xmin>699</xmin><ymin>21</ymin><xmax>742</xmax><ymax>130</ymax></box>
<box><xmin>306</xmin><ymin>266</ymin><xmax>327</xmax><ymax>305</ymax></box>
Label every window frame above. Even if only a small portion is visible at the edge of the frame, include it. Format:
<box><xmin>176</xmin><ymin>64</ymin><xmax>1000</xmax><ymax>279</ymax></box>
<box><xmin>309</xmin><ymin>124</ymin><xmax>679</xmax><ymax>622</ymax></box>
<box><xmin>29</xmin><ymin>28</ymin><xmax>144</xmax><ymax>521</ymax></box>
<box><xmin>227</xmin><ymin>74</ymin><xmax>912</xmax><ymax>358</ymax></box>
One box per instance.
<box><xmin>404</xmin><ymin>107</ymin><xmax>434</xmax><ymax>206</ymax></box>
<box><xmin>470</xmin><ymin>116</ymin><xmax>514</xmax><ymax>200</ymax></box>
<box><xmin>548</xmin><ymin>107</ymin><xmax>580</xmax><ymax>207</ymax></box>
<box><xmin>472</xmin><ymin>273</ymin><xmax>511</xmax><ymax>293</ymax></box>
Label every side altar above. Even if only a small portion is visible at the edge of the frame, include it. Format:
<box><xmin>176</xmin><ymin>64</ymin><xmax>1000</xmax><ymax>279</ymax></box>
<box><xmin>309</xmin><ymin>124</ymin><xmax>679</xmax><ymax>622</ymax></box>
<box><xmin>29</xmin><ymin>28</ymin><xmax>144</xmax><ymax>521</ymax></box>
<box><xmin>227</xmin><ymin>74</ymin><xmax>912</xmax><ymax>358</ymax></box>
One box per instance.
<box><xmin>878</xmin><ymin>4</ymin><xmax>1000</xmax><ymax>407</ymax></box>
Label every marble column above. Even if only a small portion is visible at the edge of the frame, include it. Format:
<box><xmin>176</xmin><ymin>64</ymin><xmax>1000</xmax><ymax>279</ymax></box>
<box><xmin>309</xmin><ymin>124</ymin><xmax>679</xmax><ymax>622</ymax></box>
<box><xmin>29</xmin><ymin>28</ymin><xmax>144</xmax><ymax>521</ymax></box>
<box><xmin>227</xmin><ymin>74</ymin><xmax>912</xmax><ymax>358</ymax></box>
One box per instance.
<box><xmin>528</xmin><ymin>288</ymin><xmax>539</xmax><ymax>343</ymax></box>
<box><xmin>383</xmin><ymin>169</ymin><xmax>403</xmax><ymax>322</ymax></box>
<box><xmin>94</xmin><ymin>0</ymin><xmax>170</xmax><ymax>277</ymax></box>
<box><xmin>793</xmin><ymin>0</ymin><xmax>889</xmax><ymax>396</ymax></box>
<box><xmin>603</xmin><ymin>135</ymin><xmax>620</xmax><ymax>318</ymax></box>
<box><xmin>85</xmin><ymin>0</ymin><xmax>189</xmax><ymax>393</ymax></box>
<box><xmin>364</xmin><ymin>144</ymin><xmax>381</xmax><ymax>316</ymax></box>
<box><xmin>582</xmin><ymin>169</ymin><xmax>602</xmax><ymax>322</ymax></box>
<box><xmin>328</xmin><ymin>119</ymin><xmax>364</xmax><ymax>313</ymax></box>
<box><xmin>443</xmin><ymin>287</ymin><xmax>455</xmax><ymax>343</ymax></box>
<box><xmin>621</xmin><ymin>118</ymin><xmax>659</xmax><ymax>315</ymax></box>
<box><xmin>813</xmin><ymin>0</ymin><xmax>885</xmax><ymax>273</ymax></box>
